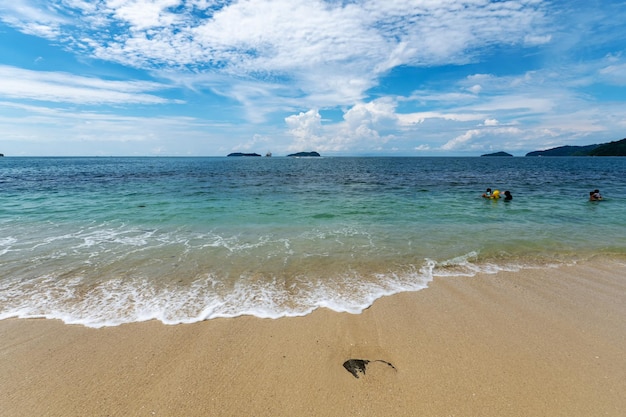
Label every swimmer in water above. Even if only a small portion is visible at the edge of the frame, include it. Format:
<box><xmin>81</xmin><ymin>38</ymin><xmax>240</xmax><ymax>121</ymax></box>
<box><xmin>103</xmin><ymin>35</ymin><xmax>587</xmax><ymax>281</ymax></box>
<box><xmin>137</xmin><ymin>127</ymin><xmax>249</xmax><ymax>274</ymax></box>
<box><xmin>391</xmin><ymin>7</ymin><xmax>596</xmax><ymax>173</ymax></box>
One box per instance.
<box><xmin>589</xmin><ymin>189</ymin><xmax>602</xmax><ymax>201</ymax></box>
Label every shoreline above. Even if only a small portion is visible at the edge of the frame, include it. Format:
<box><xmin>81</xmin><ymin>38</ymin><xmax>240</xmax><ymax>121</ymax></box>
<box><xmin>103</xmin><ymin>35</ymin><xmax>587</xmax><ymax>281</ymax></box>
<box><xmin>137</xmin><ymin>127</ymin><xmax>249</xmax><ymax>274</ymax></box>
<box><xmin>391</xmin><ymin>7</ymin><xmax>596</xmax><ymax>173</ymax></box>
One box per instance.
<box><xmin>4</xmin><ymin>254</ymin><xmax>625</xmax><ymax>328</ymax></box>
<box><xmin>1</xmin><ymin>259</ymin><xmax>625</xmax><ymax>416</ymax></box>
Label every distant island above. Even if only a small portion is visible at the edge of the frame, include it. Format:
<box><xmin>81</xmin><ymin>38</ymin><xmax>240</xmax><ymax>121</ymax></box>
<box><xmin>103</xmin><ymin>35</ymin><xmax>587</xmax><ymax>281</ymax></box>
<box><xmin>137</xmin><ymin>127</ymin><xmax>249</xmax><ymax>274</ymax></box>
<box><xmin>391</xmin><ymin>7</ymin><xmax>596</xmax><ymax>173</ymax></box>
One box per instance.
<box><xmin>287</xmin><ymin>151</ymin><xmax>321</xmax><ymax>157</ymax></box>
<box><xmin>227</xmin><ymin>152</ymin><xmax>262</xmax><ymax>157</ymax></box>
<box><xmin>526</xmin><ymin>138</ymin><xmax>626</xmax><ymax>156</ymax></box>
<box><xmin>481</xmin><ymin>151</ymin><xmax>512</xmax><ymax>157</ymax></box>
<box><xmin>226</xmin><ymin>151</ymin><xmax>321</xmax><ymax>157</ymax></box>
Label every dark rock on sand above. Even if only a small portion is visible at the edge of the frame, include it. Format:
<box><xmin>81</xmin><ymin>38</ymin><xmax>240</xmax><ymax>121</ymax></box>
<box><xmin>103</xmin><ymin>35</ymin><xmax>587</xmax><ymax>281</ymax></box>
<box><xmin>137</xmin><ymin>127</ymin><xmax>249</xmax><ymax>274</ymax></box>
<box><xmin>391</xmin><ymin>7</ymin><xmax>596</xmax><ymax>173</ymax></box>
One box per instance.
<box><xmin>343</xmin><ymin>359</ymin><xmax>397</xmax><ymax>379</ymax></box>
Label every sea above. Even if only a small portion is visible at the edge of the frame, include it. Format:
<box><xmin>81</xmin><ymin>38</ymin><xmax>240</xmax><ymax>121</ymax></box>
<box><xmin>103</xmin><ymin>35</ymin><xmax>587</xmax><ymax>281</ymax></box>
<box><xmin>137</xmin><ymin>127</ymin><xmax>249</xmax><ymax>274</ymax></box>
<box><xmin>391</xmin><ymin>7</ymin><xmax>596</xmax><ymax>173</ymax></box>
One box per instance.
<box><xmin>1</xmin><ymin>156</ymin><xmax>625</xmax><ymax>327</ymax></box>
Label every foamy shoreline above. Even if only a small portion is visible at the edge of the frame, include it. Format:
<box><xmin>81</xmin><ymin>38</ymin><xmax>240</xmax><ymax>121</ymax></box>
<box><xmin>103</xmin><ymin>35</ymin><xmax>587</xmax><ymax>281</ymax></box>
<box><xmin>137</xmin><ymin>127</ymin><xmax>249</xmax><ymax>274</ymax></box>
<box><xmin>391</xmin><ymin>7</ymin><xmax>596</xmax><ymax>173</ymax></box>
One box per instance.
<box><xmin>1</xmin><ymin>254</ymin><xmax>612</xmax><ymax>328</ymax></box>
<box><xmin>1</xmin><ymin>259</ymin><xmax>625</xmax><ymax>417</ymax></box>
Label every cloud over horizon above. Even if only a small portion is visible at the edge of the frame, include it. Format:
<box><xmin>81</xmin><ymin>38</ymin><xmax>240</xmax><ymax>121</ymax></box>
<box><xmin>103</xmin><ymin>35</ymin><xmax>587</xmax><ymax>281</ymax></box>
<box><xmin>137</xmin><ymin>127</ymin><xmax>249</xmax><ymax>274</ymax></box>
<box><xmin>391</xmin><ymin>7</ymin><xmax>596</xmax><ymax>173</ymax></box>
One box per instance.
<box><xmin>1</xmin><ymin>0</ymin><xmax>625</xmax><ymax>155</ymax></box>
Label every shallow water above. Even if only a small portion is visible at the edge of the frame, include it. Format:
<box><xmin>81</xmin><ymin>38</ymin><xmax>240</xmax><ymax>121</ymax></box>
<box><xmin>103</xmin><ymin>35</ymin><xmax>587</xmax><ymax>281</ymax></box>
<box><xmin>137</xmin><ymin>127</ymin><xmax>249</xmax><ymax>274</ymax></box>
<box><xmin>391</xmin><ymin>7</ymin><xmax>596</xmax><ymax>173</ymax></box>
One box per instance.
<box><xmin>1</xmin><ymin>156</ymin><xmax>625</xmax><ymax>326</ymax></box>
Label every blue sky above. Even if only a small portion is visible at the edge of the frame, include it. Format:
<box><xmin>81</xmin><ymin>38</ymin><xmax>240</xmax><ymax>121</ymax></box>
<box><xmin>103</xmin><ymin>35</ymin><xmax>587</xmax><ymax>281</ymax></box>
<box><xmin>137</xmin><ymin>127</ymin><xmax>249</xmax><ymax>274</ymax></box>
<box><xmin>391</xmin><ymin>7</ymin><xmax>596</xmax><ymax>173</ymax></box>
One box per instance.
<box><xmin>1</xmin><ymin>0</ymin><xmax>625</xmax><ymax>156</ymax></box>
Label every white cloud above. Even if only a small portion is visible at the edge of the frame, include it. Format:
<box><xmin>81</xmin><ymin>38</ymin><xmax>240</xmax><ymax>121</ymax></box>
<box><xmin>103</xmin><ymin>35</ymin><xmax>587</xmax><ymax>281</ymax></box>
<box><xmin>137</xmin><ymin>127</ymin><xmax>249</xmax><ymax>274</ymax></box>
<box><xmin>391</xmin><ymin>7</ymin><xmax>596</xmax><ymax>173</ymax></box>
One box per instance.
<box><xmin>468</xmin><ymin>84</ymin><xmax>482</xmax><ymax>94</ymax></box>
<box><xmin>599</xmin><ymin>63</ymin><xmax>626</xmax><ymax>85</ymax></box>
<box><xmin>284</xmin><ymin>100</ymin><xmax>401</xmax><ymax>152</ymax></box>
<box><xmin>397</xmin><ymin>111</ymin><xmax>484</xmax><ymax>125</ymax></box>
<box><xmin>285</xmin><ymin>109</ymin><xmax>324</xmax><ymax>151</ymax></box>
<box><xmin>231</xmin><ymin>133</ymin><xmax>271</xmax><ymax>152</ymax></box>
<box><xmin>0</xmin><ymin>65</ymin><xmax>176</xmax><ymax>104</ymax></box>
<box><xmin>471</xmin><ymin>95</ymin><xmax>554</xmax><ymax>114</ymax></box>
<box><xmin>3</xmin><ymin>1</ymin><xmax>624</xmax><ymax>156</ymax></box>
<box><xmin>524</xmin><ymin>34</ymin><xmax>552</xmax><ymax>46</ymax></box>
<box><xmin>404</xmin><ymin>91</ymin><xmax>478</xmax><ymax>105</ymax></box>
<box><xmin>441</xmin><ymin>129</ymin><xmax>481</xmax><ymax>151</ymax></box>
<box><xmin>109</xmin><ymin>0</ymin><xmax>182</xmax><ymax>31</ymax></box>
<box><xmin>1</xmin><ymin>0</ymin><xmax>550</xmax><ymax>107</ymax></box>
<box><xmin>343</xmin><ymin>99</ymin><xmax>397</xmax><ymax>129</ymax></box>
<box><xmin>0</xmin><ymin>100</ymin><xmax>243</xmax><ymax>155</ymax></box>
<box><xmin>0</xmin><ymin>0</ymin><xmax>67</xmax><ymax>37</ymax></box>
<box><xmin>441</xmin><ymin>127</ymin><xmax>523</xmax><ymax>151</ymax></box>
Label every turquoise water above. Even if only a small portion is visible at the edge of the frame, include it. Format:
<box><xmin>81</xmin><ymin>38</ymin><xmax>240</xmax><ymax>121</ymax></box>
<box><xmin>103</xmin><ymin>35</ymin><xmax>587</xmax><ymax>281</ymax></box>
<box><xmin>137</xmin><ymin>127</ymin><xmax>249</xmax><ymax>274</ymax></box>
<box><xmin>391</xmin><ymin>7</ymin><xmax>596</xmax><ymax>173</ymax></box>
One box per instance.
<box><xmin>1</xmin><ymin>156</ymin><xmax>625</xmax><ymax>327</ymax></box>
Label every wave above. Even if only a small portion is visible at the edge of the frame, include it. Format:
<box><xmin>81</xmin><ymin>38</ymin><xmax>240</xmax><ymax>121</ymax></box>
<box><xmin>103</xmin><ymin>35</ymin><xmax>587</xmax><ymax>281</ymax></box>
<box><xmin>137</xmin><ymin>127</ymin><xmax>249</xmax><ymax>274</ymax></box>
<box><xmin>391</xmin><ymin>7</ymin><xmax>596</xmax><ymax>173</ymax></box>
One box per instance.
<box><xmin>0</xmin><ymin>253</ymin><xmax>564</xmax><ymax>328</ymax></box>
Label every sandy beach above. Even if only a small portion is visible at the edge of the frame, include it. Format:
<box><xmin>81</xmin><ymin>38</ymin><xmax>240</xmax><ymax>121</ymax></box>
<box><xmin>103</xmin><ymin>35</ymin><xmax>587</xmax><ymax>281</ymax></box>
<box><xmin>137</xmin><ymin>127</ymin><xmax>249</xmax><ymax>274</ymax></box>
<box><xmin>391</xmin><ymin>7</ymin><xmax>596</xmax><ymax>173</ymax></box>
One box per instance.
<box><xmin>2</xmin><ymin>258</ymin><xmax>625</xmax><ymax>417</ymax></box>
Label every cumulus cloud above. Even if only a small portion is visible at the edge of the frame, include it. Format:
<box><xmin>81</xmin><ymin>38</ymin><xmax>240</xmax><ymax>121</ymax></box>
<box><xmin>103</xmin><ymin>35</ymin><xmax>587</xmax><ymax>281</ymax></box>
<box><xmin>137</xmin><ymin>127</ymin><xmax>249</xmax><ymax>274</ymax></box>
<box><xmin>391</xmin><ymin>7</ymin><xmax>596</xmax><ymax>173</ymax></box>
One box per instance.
<box><xmin>284</xmin><ymin>99</ymin><xmax>401</xmax><ymax>152</ymax></box>
<box><xmin>336</xmin><ymin>100</ymin><xmax>397</xmax><ymax>147</ymax></box>
<box><xmin>285</xmin><ymin>109</ymin><xmax>324</xmax><ymax>150</ymax></box>
<box><xmin>343</xmin><ymin>99</ymin><xmax>397</xmax><ymax>129</ymax></box>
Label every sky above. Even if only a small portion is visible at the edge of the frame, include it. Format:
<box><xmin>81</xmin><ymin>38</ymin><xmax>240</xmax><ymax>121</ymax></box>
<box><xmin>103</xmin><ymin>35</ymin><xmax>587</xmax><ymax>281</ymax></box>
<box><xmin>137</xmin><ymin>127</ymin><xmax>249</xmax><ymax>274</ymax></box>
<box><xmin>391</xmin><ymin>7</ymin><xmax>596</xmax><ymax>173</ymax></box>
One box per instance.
<box><xmin>1</xmin><ymin>0</ymin><xmax>625</xmax><ymax>156</ymax></box>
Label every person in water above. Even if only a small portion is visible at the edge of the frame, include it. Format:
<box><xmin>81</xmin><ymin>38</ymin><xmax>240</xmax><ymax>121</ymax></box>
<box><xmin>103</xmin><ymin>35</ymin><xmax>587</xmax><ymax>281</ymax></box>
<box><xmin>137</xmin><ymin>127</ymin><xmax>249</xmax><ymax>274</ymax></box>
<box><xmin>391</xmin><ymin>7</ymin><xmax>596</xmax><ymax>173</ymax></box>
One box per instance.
<box><xmin>504</xmin><ymin>190</ymin><xmax>512</xmax><ymax>200</ymax></box>
<box><xmin>589</xmin><ymin>189</ymin><xmax>602</xmax><ymax>201</ymax></box>
<box><xmin>482</xmin><ymin>188</ymin><xmax>501</xmax><ymax>199</ymax></box>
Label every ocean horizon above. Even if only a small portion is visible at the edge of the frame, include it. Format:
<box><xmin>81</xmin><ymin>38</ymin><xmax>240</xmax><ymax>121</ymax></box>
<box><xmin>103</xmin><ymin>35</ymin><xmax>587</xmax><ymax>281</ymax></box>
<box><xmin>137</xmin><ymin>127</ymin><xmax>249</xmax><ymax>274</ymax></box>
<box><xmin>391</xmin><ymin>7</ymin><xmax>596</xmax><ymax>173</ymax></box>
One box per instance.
<box><xmin>2</xmin><ymin>156</ymin><xmax>625</xmax><ymax>327</ymax></box>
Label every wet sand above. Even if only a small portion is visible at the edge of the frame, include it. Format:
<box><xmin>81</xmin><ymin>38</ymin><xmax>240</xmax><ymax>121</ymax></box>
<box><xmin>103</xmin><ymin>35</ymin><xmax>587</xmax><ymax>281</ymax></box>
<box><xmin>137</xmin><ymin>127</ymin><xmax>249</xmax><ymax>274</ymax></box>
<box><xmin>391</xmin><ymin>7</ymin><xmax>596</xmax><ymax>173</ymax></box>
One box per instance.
<box><xmin>1</xmin><ymin>259</ymin><xmax>625</xmax><ymax>417</ymax></box>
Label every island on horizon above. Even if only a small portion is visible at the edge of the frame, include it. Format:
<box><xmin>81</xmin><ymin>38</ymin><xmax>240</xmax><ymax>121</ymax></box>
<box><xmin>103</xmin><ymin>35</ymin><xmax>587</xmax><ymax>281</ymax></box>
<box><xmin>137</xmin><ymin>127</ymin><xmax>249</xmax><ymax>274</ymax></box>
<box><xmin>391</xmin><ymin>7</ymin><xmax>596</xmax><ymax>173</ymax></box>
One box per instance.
<box><xmin>481</xmin><ymin>151</ymin><xmax>513</xmax><ymax>157</ymax></box>
<box><xmin>226</xmin><ymin>151</ymin><xmax>321</xmax><ymax>157</ymax></box>
<box><xmin>287</xmin><ymin>151</ymin><xmax>321</xmax><ymax>157</ymax></box>
<box><xmin>526</xmin><ymin>137</ymin><xmax>626</xmax><ymax>157</ymax></box>
<box><xmin>227</xmin><ymin>152</ymin><xmax>262</xmax><ymax>157</ymax></box>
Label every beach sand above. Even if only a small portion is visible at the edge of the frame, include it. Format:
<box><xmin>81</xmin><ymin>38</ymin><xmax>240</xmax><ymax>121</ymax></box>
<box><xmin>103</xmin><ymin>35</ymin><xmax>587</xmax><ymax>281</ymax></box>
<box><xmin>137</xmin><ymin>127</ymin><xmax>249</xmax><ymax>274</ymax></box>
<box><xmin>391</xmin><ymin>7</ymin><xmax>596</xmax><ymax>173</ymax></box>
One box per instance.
<box><xmin>2</xmin><ymin>259</ymin><xmax>625</xmax><ymax>417</ymax></box>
